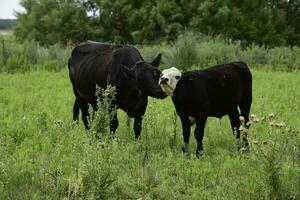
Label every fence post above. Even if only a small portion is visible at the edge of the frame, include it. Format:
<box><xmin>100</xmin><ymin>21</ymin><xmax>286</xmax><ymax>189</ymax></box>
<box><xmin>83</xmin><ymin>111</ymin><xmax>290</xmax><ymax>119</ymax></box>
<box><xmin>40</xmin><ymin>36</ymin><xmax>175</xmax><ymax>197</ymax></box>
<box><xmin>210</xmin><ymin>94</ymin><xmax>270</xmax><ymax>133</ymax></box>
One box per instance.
<box><xmin>235</xmin><ymin>40</ymin><xmax>241</xmax><ymax>61</ymax></box>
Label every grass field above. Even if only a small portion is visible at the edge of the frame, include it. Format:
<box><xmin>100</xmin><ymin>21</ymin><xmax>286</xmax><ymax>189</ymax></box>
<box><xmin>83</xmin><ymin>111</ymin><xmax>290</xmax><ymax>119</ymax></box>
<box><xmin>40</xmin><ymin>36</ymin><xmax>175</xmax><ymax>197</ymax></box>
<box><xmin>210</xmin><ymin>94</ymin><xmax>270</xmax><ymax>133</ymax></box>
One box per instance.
<box><xmin>0</xmin><ymin>69</ymin><xmax>299</xmax><ymax>199</ymax></box>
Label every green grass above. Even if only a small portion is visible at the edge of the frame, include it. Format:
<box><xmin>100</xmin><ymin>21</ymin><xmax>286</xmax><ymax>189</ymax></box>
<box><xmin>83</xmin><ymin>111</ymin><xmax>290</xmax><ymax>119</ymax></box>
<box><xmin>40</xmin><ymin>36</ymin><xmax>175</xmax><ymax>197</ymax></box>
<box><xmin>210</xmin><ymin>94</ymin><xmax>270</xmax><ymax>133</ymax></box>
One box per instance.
<box><xmin>0</xmin><ymin>69</ymin><xmax>299</xmax><ymax>199</ymax></box>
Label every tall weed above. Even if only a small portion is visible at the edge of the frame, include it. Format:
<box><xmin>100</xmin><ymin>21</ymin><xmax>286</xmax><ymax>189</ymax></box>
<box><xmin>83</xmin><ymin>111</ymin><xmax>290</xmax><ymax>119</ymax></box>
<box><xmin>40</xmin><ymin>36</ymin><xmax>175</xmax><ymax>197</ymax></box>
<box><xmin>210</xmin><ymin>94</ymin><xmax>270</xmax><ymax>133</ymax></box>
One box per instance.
<box><xmin>245</xmin><ymin>114</ymin><xmax>300</xmax><ymax>199</ymax></box>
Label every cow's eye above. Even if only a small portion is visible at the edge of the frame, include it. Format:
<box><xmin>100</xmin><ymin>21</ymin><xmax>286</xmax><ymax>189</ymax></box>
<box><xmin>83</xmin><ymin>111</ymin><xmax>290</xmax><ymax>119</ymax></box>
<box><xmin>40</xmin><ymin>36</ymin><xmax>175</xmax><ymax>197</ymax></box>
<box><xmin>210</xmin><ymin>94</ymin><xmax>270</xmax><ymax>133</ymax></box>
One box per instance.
<box><xmin>175</xmin><ymin>76</ymin><xmax>180</xmax><ymax>80</ymax></box>
<box><xmin>153</xmin><ymin>70</ymin><xmax>158</xmax><ymax>77</ymax></box>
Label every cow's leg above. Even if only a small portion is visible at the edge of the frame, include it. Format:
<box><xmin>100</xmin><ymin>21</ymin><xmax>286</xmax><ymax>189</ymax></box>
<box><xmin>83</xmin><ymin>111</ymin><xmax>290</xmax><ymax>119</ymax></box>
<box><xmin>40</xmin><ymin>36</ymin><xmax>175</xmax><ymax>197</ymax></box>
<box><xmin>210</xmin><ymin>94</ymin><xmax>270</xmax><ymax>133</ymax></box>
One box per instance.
<box><xmin>110</xmin><ymin>113</ymin><xmax>119</xmax><ymax>137</ymax></box>
<box><xmin>80</xmin><ymin>101</ymin><xmax>90</xmax><ymax>129</ymax></box>
<box><xmin>134</xmin><ymin>116</ymin><xmax>142</xmax><ymax>139</ymax></box>
<box><xmin>180</xmin><ymin>116</ymin><xmax>191</xmax><ymax>153</ymax></box>
<box><xmin>73</xmin><ymin>98</ymin><xmax>80</xmax><ymax>122</ymax></box>
<box><xmin>194</xmin><ymin>116</ymin><xmax>207</xmax><ymax>158</ymax></box>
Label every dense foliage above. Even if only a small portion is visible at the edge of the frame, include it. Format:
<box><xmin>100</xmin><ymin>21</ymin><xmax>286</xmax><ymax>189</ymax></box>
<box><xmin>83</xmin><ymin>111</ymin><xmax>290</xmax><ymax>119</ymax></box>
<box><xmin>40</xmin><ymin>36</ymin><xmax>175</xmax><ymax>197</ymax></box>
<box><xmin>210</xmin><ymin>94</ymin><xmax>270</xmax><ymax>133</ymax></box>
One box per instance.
<box><xmin>14</xmin><ymin>0</ymin><xmax>300</xmax><ymax>46</ymax></box>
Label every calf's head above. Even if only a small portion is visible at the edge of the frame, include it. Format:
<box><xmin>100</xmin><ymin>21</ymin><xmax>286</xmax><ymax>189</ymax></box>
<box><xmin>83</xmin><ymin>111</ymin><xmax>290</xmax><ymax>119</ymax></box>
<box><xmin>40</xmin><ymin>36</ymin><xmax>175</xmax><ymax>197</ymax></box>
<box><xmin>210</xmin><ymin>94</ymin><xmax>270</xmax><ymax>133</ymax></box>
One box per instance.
<box><xmin>159</xmin><ymin>67</ymin><xmax>182</xmax><ymax>97</ymax></box>
<box><xmin>121</xmin><ymin>54</ymin><xmax>167</xmax><ymax>99</ymax></box>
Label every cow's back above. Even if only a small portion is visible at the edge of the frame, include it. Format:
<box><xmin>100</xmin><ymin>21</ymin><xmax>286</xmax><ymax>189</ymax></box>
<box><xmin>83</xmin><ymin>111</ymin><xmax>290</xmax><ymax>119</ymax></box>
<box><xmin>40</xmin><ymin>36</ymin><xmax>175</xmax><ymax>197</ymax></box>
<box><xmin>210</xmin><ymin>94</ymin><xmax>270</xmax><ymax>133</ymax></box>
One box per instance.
<box><xmin>68</xmin><ymin>42</ymin><xmax>123</xmax><ymax>101</ymax></box>
<box><xmin>107</xmin><ymin>47</ymin><xmax>146</xmax><ymax>116</ymax></box>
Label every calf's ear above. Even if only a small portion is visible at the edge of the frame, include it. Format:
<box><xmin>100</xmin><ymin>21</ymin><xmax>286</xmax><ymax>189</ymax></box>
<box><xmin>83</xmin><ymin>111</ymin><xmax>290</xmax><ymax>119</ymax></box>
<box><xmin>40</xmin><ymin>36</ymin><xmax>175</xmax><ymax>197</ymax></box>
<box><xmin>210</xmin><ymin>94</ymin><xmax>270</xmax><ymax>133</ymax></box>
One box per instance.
<box><xmin>121</xmin><ymin>64</ymin><xmax>135</xmax><ymax>79</ymax></box>
<box><xmin>150</xmin><ymin>53</ymin><xmax>162</xmax><ymax>67</ymax></box>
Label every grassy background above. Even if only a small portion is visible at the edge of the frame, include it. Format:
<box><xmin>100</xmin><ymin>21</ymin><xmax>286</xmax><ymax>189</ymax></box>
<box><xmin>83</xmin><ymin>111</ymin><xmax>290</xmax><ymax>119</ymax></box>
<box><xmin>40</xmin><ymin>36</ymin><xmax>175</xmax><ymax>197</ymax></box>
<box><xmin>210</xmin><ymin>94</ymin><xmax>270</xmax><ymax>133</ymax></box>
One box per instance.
<box><xmin>0</xmin><ymin>68</ymin><xmax>299</xmax><ymax>199</ymax></box>
<box><xmin>1</xmin><ymin>32</ymin><xmax>300</xmax><ymax>73</ymax></box>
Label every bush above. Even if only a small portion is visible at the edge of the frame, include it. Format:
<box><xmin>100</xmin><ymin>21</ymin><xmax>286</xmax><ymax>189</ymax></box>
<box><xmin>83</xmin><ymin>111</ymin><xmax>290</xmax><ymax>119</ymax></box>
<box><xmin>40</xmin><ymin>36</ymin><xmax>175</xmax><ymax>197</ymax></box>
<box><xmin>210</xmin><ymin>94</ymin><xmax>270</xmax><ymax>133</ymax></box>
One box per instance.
<box><xmin>164</xmin><ymin>31</ymin><xmax>198</xmax><ymax>71</ymax></box>
<box><xmin>195</xmin><ymin>38</ymin><xmax>236</xmax><ymax>68</ymax></box>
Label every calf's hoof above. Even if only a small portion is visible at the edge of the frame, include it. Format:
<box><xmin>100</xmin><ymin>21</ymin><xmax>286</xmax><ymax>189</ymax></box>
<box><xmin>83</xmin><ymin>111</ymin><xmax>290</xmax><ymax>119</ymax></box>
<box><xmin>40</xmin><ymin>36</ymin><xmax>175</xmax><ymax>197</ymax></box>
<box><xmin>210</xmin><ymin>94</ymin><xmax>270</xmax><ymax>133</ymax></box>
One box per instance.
<box><xmin>236</xmin><ymin>138</ymin><xmax>249</xmax><ymax>152</ymax></box>
<box><xmin>239</xmin><ymin>147</ymin><xmax>249</xmax><ymax>154</ymax></box>
<box><xmin>196</xmin><ymin>149</ymin><xmax>204</xmax><ymax>158</ymax></box>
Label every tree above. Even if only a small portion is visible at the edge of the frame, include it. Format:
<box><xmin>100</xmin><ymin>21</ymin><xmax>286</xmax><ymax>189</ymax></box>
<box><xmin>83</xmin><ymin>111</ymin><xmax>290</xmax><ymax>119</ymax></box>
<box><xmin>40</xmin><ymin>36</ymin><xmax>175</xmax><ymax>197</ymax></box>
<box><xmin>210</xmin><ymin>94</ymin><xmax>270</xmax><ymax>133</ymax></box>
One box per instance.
<box><xmin>14</xmin><ymin>0</ymin><xmax>300</xmax><ymax>46</ymax></box>
<box><xmin>189</xmin><ymin>0</ymin><xmax>294</xmax><ymax>46</ymax></box>
<box><xmin>15</xmin><ymin>0</ymin><xmax>92</xmax><ymax>45</ymax></box>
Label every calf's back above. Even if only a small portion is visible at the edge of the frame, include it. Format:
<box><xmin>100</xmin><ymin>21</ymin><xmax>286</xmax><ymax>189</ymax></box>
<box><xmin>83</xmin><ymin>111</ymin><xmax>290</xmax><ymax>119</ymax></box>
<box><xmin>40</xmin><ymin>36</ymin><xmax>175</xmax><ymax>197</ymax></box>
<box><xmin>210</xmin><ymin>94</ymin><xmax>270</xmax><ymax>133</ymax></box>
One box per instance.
<box><xmin>173</xmin><ymin>62</ymin><xmax>252</xmax><ymax>118</ymax></box>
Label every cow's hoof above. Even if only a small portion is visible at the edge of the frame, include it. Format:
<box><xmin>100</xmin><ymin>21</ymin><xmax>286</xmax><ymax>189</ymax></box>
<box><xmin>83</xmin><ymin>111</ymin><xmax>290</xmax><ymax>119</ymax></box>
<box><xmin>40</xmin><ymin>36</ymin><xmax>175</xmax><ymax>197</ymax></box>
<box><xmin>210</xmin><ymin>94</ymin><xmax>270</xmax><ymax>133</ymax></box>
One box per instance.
<box><xmin>182</xmin><ymin>146</ymin><xmax>191</xmax><ymax>157</ymax></box>
<box><xmin>108</xmin><ymin>133</ymin><xmax>115</xmax><ymax>142</ymax></box>
<box><xmin>182</xmin><ymin>146</ymin><xmax>189</xmax><ymax>153</ymax></box>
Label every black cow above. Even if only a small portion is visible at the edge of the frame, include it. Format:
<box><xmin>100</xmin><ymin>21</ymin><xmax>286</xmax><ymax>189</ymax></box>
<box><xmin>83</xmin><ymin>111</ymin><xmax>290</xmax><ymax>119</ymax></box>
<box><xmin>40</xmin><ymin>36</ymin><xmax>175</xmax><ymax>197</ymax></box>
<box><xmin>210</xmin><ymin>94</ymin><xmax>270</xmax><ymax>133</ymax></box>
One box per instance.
<box><xmin>159</xmin><ymin>62</ymin><xmax>252</xmax><ymax>157</ymax></box>
<box><xmin>68</xmin><ymin>41</ymin><xmax>166</xmax><ymax>138</ymax></box>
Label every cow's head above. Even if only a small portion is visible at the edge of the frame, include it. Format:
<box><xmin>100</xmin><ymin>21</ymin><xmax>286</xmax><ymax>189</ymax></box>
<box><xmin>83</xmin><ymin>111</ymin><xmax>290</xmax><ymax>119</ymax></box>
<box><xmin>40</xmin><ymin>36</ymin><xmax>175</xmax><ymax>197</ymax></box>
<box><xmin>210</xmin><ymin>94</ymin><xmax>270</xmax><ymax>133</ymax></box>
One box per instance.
<box><xmin>159</xmin><ymin>67</ymin><xmax>182</xmax><ymax>97</ymax></box>
<box><xmin>121</xmin><ymin>54</ymin><xmax>167</xmax><ymax>99</ymax></box>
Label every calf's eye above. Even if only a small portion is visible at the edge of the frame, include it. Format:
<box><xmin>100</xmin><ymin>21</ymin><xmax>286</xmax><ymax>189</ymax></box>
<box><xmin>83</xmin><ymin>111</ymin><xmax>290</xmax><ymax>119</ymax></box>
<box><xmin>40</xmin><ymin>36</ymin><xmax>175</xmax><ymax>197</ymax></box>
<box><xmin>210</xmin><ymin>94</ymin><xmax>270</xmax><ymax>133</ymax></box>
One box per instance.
<box><xmin>175</xmin><ymin>76</ymin><xmax>180</xmax><ymax>80</ymax></box>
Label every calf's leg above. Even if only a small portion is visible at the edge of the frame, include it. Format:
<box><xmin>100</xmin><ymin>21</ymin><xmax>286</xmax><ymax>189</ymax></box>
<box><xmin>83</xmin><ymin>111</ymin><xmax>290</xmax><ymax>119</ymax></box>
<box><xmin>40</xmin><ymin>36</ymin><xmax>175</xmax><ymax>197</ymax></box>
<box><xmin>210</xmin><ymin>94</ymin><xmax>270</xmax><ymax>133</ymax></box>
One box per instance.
<box><xmin>229</xmin><ymin>108</ymin><xmax>248</xmax><ymax>147</ymax></box>
<box><xmin>228</xmin><ymin>108</ymin><xmax>240</xmax><ymax>139</ymax></box>
<box><xmin>179</xmin><ymin>116</ymin><xmax>191</xmax><ymax>153</ymax></box>
<box><xmin>239</xmin><ymin>102</ymin><xmax>251</xmax><ymax>146</ymax></box>
<box><xmin>134</xmin><ymin>116</ymin><xmax>142</xmax><ymax>139</ymax></box>
<box><xmin>239</xmin><ymin>85</ymin><xmax>252</xmax><ymax>146</ymax></box>
<box><xmin>194</xmin><ymin>117</ymin><xmax>207</xmax><ymax>158</ymax></box>
<box><xmin>73</xmin><ymin>98</ymin><xmax>80</xmax><ymax>122</ymax></box>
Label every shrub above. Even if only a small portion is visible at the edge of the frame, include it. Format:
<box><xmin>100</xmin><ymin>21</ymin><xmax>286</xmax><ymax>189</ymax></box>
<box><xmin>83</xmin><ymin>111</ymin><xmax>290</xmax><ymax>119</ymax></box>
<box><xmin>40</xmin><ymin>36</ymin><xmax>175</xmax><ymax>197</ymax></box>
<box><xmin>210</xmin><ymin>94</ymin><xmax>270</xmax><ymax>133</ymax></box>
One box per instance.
<box><xmin>195</xmin><ymin>38</ymin><xmax>236</xmax><ymax>68</ymax></box>
<box><xmin>164</xmin><ymin>31</ymin><xmax>198</xmax><ymax>71</ymax></box>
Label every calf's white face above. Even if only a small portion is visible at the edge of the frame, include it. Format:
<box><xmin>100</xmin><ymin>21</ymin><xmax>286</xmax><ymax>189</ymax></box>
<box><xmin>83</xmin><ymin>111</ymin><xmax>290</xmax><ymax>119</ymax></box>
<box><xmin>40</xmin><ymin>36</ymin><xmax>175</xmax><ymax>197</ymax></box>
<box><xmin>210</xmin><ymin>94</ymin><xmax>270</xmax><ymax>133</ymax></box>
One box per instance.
<box><xmin>159</xmin><ymin>67</ymin><xmax>182</xmax><ymax>97</ymax></box>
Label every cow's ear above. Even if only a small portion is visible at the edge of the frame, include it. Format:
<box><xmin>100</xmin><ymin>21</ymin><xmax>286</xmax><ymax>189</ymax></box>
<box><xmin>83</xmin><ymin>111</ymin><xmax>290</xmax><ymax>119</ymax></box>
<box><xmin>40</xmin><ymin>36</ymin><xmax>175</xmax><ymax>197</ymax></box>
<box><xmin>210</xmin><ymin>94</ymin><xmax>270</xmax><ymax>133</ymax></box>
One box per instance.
<box><xmin>150</xmin><ymin>53</ymin><xmax>162</xmax><ymax>67</ymax></box>
<box><xmin>121</xmin><ymin>65</ymin><xmax>135</xmax><ymax>79</ymax></box>
<box><xmin>135</xmin><ymin>60</ymin><xmax>143</xmax><ymax>67</ymax></box>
